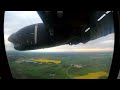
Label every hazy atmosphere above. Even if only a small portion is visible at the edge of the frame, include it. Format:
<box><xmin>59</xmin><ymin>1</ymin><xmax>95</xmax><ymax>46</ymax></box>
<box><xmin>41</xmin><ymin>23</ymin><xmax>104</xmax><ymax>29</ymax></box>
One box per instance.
<box><xmin>4</xmin><ymin>11</ymin><xmax>114</xmax><ymax>52</ymax></box>
<box><xmin>4</xmin><ymin>11</ymin><xmax>114</xmax><ymax>79</ymax></box>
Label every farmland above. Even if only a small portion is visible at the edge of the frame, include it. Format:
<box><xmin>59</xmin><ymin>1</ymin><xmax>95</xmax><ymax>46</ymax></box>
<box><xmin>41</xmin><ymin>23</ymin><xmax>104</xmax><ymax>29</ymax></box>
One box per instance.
<box><xmin>6</xmin><ymin>51</ymin><xmax>113</xmax><ymax>79</ymax></box>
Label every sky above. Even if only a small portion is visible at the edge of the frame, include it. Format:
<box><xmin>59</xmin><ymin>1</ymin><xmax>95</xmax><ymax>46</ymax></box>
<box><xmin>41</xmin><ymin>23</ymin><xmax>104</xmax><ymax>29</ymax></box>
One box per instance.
<box><xmin>4</xmin><ymin>11</ymin><xmax>114</xmax><ymax>52</ymax></box>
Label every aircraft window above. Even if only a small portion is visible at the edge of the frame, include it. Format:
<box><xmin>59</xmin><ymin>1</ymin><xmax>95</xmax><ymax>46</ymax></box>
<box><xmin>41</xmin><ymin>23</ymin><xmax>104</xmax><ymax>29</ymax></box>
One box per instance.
<box><xmin>4</xmin><ymin>11</ymin><xmax>114</xmax><ymax>79</ymax></box>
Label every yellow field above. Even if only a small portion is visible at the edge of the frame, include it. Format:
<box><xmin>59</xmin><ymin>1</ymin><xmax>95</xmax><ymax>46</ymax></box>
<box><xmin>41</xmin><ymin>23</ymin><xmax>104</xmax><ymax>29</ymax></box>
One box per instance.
<box><xmin>32</xmin><ymin>58</ymin><xmax>61</xmax><ymax>64</ymax></box>
<box><xmin>73</xmin><ymin>72</ymin><xmax>109</xmax><ymax>79</ymax></box>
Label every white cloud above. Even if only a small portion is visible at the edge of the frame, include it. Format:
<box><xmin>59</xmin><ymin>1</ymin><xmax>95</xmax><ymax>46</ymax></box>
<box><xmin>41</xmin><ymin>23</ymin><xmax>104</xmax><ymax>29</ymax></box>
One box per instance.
<box><xmin>100</xmin><ymin>40</ymin><xmax>114</xmax><ymax>44</ymax></box>
<box><xmin>4</xmin><ymin>11</ymin><xmax>43</xmax><ymax>36</ymax></box>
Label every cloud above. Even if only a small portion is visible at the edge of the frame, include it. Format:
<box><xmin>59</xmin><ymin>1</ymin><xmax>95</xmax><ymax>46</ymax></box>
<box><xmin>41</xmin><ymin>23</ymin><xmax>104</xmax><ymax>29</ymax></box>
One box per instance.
<box><xmin>4</xmin><ymin>35</ymin><xmax>14</xmax><ymax>51</ymax></box>
<box><xmin>4</xmin><ymin>11</ymin><xmax>43</xmax><ymax>36</ymax></box>
<box><xmin>100</xmin><ymin>40</ymin><xmax>114</xmax><ymax>44</ymax></box>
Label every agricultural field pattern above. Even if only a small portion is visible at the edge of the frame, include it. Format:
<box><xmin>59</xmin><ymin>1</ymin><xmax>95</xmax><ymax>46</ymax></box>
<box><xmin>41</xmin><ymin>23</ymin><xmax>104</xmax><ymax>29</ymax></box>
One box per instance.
<box><xmin>6</xmin><ymin>51</ymin><xmax>113</xmax><ymax>79</ymax></box>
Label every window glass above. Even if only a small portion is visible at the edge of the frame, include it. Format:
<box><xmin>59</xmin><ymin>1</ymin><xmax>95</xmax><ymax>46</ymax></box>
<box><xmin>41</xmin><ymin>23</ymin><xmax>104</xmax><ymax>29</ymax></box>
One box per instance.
<box><xmin>4</xmin><ymin>11</ymin><xmax>114</xmax><ymax>79</ymax></box>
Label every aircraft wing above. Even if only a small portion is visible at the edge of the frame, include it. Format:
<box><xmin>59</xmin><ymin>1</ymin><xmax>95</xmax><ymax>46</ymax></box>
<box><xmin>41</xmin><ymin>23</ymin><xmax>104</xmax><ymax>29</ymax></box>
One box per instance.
<box><xmin>8</xmin><ymin>11</ymin><xmax>114</xmax><ymax>51</ymax></box>
<box><xmin>37</xmin><ymin>11</ymin><xmax>114</xmax><ymax>45</ymax></box>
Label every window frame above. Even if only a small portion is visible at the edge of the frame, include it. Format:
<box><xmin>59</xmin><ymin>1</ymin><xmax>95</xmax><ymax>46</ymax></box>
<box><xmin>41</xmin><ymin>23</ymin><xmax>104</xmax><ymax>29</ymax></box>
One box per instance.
<box><xmin>0</xmin><ymin>11</ymin><xmax>120</xmax><ymax>79</ymax></box>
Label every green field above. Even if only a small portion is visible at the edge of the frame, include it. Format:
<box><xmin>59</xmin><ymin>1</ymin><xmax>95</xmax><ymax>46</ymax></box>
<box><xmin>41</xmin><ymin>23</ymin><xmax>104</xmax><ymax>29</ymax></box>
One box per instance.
<box><xmin>7</xmin><ymin>51</ymin><xmax>113</xmax><ymax>79</ymax></box>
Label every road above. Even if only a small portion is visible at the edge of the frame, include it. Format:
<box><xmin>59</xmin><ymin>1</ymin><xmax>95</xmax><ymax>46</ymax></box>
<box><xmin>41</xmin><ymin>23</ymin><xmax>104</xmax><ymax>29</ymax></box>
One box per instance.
<box><xmin>66</xmin><ymin>64</ymin><xmax>73</xmax><ymax>79</ymax></box>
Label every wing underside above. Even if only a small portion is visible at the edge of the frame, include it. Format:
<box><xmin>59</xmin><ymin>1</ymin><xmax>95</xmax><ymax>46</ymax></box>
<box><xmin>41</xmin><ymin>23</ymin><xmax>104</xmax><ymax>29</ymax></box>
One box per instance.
<box><xmin>37</xmin><ymin>11</ymin><xmax>114</xmax><ymax>45</ymax></box>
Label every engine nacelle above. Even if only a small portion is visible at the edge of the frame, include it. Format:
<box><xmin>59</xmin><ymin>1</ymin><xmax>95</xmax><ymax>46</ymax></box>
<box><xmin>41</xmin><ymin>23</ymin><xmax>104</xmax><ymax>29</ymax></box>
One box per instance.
<box><xmin>8</xmin><ymin>23</ymin><xmax>57</xmax><ymax>50</ymax></box>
